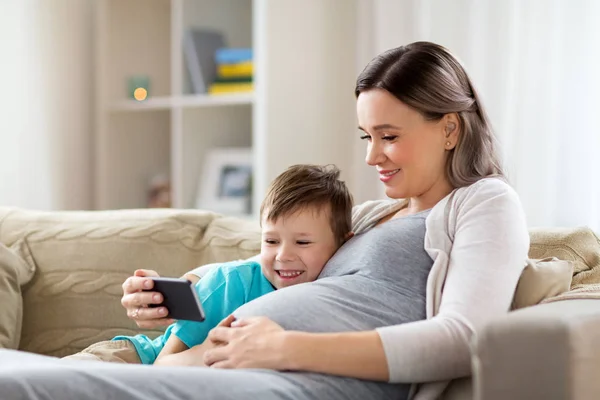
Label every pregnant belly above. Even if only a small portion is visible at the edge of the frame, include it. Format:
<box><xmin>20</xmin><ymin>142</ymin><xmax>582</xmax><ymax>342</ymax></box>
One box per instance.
<box><xmin>233</xmin><ymin>276</ymin><xmax>426</xmax><ymax>332</ymax></box>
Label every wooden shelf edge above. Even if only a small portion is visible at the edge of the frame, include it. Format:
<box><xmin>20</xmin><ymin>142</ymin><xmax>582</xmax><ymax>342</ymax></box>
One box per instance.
<box><xmin>108</xmin><ymin>93</ymin><xmax>254</xmax><ymax>112</ymax></box>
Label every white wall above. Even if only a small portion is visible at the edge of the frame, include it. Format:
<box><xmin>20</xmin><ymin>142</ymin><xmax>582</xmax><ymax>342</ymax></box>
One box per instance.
<box><xmin>254</xmin><ymin>0</ymin><xmax>359</xmax><ymax>208</ymax></box>
<box><xmin>0</xmin><ymin>0</ymin><xmax>94</xmax><ymax>210</ymax></box>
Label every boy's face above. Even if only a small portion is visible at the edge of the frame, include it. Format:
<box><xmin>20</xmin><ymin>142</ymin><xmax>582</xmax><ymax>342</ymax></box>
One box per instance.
<box><xmin>260</xmin><ymin>206</ymin><xmax>339</xmax><ymax>289</ymax></box>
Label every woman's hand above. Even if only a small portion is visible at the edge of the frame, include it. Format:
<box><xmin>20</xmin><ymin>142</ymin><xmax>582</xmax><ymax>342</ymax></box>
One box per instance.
<box><xmin>120</xmin><ymin>269</ymin><xmax>174</xmax><ymax>329</ymax></box>
<box><xmin>203</xmin><ymin>316</ymin><xmax>289</xmax><ymax>370</ymax></box>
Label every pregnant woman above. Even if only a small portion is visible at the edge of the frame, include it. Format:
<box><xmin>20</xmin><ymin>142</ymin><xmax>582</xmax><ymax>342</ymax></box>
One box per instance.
<box><xmin>0</xmin><ymin>41</ymin><xmax>529</xmax><ymax>400</ymax></box>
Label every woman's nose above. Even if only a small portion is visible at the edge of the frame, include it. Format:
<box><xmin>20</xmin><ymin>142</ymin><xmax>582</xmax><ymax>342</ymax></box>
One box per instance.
<box><xmin>365</xmin><ymin>142</ymin><xmax>384</xmax><ymax>166</ymax></box>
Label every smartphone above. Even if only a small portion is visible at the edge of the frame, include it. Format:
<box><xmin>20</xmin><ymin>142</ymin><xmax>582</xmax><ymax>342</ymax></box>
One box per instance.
<box><xmin>144</xmin><ymin>277</ymin><xmax>206</xmax><ymax>322</ymax></box>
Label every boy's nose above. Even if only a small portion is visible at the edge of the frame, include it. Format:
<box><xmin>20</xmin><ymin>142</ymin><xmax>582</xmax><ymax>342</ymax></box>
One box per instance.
<box><xmin>276</xmin><ymin>246</ymin><xmax>296</xmax><ymax>262</ymax></box>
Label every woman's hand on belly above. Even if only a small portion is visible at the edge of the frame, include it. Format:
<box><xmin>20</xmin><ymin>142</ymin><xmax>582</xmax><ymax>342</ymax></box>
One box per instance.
<box><xmin>204</xmin><ymin>315</ymin><xmax>289</xmax><ymax>370</ymax></box>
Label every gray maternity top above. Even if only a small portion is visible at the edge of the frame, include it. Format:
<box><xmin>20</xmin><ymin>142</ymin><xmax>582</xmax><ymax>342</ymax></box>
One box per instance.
<box><xmin>233</xmin><ymin>210</ymin><xmax>434</xmax><ymax>400</ymax></box>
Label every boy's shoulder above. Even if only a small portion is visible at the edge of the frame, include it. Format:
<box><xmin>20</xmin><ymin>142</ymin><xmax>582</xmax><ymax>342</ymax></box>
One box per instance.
<box><xmin>218</xmin><ymin>259</ymin><xmax>262</xmax><ymax>275</ymax></box>
<box><xmin>202</xmin><ymin>260</ymin><xmax>263</xmax><ymax>284</ymax></box>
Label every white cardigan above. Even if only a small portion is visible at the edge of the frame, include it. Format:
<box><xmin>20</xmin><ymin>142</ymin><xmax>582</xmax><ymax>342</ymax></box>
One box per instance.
<box><xmin>190</xmin><ymin>178</ymin><xmax>530</xmax><ymax>400</ymax></box>
<box><xmin>352</xmin><ymin>178</ymin><xmax>529</xmax><ymax>399</ymax></box>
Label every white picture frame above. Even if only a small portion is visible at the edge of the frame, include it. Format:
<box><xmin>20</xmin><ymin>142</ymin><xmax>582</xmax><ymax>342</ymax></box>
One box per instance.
<box><xmin>195</xmin><ymin>147</ymin><xmax>253</xmax><ymax>216</ymax></box>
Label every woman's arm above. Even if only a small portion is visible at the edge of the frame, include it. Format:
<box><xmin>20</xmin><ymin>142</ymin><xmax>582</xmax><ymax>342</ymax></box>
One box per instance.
<box><xmin>204</xmin><ymin>317</ymin><xmax>389</xmax><ymax>381</ymax></box>
<box><xmin>284</xmin><ymin>331</ymin><xmax>389</xmax><ymax>381</ymax></box>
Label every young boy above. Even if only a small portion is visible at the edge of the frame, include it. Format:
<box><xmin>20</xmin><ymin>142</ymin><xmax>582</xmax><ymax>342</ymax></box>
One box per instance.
<box><xmin>112</xmin><ymin>164</ymin><xmax>353</xmax><ymax>366</ymax></box>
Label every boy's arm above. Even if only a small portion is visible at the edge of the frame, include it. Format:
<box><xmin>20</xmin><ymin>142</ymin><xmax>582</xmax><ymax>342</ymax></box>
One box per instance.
<box><xmin>154</xmin><ymin>335</ymin><xmax>189</xmax><ymax>366</ymax></box>
<box><xmin>171</xmin><ymin>264</ymin><xmax>257</xmax><ymax>351</ymax></box>
<box><xmin>155</xmin><ymin>338</ymin><xmax>216</xmax><ymax>367</ymax></box>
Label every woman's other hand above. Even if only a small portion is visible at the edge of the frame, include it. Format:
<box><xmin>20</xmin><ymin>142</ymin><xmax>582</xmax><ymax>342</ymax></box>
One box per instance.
<box><xmin>203</xmin><ymin>316</ymin><xmax>289</xmax><ymax>370</ymax></box>
<box><xmin>120</xmin><ymin>269</ymin><xmax>174</xmax><ymax>329</ymax></box>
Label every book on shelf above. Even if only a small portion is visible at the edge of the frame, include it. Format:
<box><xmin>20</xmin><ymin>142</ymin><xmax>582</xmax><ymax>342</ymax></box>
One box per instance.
<box><xmin>209</xmin><ymin>47</ymin><xmax>253</xmax><ymax>95</ymax></box>
<box><xmin>208</xmin><ymin>82</ymin><xmax>253</xmax><ymax>95</ymax></box>
<box><xmin>183</xmin><ymin>29</ymin><xmax>225</xmax><ymax>94</ymax></box>
<box><xmin>217</xmin><ymin>61</ymin><xmax>253</xmax><ymax>78</ymax></box>
<box><xmin>215</xmin><ymin>48</ymin><xmax>253</xmax><ymax>64</ymax></box>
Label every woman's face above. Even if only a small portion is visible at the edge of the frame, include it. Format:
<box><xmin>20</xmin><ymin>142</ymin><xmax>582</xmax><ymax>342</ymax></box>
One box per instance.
<box><xmin>356</xmin><ymin>88</ymin><xmax>452</xmax><ymax>201</ymax></box>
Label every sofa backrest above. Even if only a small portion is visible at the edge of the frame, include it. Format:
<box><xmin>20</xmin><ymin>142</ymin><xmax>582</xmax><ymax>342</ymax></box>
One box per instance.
<box><xmin>0</xmin><ymin>207</ymin><xmax>260</xmax><ymax>357</ymax></box>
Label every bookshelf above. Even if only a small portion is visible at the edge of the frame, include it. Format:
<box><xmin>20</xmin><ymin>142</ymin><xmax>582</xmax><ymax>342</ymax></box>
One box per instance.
<box><xmin>94</xmin><ymin>0</ymin><xmax>359</xmax><ymax>216</ymax></box>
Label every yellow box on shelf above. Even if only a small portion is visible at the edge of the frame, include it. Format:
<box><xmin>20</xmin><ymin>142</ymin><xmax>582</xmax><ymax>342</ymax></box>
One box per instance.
<box><xmin>209</xmin><ymin>82</ymin><xmax>254</xmax><ymax>95</ymax></box>
<box><xmin>218</xmin><ymin>61</ymin><xmax>253</xmax><ymax>78</ymax></box>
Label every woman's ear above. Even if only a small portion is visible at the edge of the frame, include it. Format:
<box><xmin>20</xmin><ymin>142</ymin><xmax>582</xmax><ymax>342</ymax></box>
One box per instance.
<box><xmin>444</xmin><ymin>113</ymin><xmax>460</xmax><ymax>150</ymax></box>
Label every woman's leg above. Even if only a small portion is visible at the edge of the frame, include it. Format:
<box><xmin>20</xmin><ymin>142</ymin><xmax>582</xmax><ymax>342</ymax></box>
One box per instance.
<box><xmin>0</xmin><ymin>349</ymin><xmax>409</xmax><ymax>400</ymax></box>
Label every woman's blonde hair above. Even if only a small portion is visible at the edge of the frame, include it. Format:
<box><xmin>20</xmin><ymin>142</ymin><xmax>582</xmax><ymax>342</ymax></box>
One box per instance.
<box><xmin>355</xmin><ymin>41</ymin><xmax>504</xmax><ymax>188</ymax></box>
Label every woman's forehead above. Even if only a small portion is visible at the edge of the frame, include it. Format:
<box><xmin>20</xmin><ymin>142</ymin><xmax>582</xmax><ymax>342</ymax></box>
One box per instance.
<box><xmin>357</xmin><ymin>90</ymin><xmax>421</xmax><ymax>129</ymax></box>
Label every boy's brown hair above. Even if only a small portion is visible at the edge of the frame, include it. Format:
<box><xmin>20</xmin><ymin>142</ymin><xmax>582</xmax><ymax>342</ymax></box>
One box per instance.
<box><xmin>260</xmin><ymin>164</ymin><xmax>353</xmax><ymax>246</ymax></box>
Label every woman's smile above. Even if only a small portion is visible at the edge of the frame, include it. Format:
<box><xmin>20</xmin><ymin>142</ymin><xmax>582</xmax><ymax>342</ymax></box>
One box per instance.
<box><xmin>378</xmin><ymin>168</ymin><xmax>401</xmax><ymax>183</ymax></box>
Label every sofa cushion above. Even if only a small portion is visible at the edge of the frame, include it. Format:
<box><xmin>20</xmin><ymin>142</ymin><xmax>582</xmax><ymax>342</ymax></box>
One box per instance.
<box><xmin>511</xmin><ymin>258</ymin><xmax>573</xmax><ymax>310</ymax></box>
<box><xmin>0</xmin><ymin>241</ymin><xmax>35</xmax><ymax>349</ymax></box>
<box><xmin>0</xmin><ymin>207</ymin><xmax>261</xmax><ymax>357</ymax></box>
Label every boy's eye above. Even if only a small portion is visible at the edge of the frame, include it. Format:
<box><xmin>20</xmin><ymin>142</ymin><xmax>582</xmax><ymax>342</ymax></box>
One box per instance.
<box><xmin>297</xmin><ymin>241</ymin><xmax>311</xmax><ymax>245</ymax></box>
<box><xmin>264</xmin><ymin>239</ymin><xmax>278</xmax><ymax>245</ymax></box>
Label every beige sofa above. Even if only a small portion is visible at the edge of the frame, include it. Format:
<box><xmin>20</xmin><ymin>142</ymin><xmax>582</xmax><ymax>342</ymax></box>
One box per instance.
<box><xmin>0</xmin><ymin>207</ymin><xmax>599</xmax><ymax>400</ymax></box>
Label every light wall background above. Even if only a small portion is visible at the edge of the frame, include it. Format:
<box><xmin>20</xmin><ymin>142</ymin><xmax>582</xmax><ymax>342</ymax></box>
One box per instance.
<box><xmin>0</xmin><ymin>0</ymin><xmax>94</xmax><ymax>210</ymax></box>
<box><xmin>0</xmin><ymin>0</ymin><xmax>598</xmax><ymax>231</ymax></box>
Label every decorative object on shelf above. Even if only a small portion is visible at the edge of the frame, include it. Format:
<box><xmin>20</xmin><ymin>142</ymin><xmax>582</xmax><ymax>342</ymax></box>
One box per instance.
<box><xmin>128</xmin><ymin>75</ymin><xmax>150</xmax><ymax>101</ymax></box>
<box><xmin>183</xmin><ymin>29</ymin><xmax>225</xmax><ymax>94</ymax></box>
<box><xmin>195</xmin><ymin>147</ymin><xmax>252</xmax><ymax>216</ymax></box>
<box><xmin>209</xmin><ymin>47</ymin><xmax>253</xmax><ymax>95</ymax></box>
<box><xmin>147</xmin><ymin>173</ymin><xmax>171</xmax><ymax>208</ymax></box>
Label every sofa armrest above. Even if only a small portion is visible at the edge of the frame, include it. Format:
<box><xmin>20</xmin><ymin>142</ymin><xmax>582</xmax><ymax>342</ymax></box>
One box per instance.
<box><xmin>472</xmin><ymin>299</ymin><xmax>600</xmax><ymax>400</ymax></box>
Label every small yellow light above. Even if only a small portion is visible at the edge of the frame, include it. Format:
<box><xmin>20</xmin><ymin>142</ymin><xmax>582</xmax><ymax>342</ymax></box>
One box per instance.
<box><xmin>133</xmin><ymin>87</ymin><xmax>148</xmax><ymax>101</ymax></box>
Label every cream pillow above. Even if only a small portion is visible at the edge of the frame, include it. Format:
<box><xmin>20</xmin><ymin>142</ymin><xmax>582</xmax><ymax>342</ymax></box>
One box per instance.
<box><xmin>0</xmin><ymin>240</ymin><xmax>36</xmax><ymax>349</ymax></box>
<box><xmin>511</xmin><ymin>257</ymin><xmax>573</xmax><ymax>310</ymax></box>
<box><xmin>528</xmin><ymin>226</ymin><xmax>600</xmax><ymax>290</ymax></box>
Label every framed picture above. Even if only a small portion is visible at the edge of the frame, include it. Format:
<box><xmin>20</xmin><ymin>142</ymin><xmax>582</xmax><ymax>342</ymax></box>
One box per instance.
<box><xmin>195</xmin><ymin>147</ymin><xmax>253</xmax><ymax>216</ymax></box>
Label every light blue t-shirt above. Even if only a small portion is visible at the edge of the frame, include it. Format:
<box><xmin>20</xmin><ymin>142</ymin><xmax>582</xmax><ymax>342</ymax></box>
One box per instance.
<box><xmin>113</xmin><ymin>260</ymin><xmax>274</xmax><ymax>364</ymax></box>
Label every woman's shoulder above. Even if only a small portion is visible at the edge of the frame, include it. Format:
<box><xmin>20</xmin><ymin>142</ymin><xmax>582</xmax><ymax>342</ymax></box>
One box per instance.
<box><xmin>446</xmin><ymin>177</ymin><xmax>525</xmax><ymax>227</ymax></box>
<box><xmin>456</xmin><ymin>176</ymin><xmax>516</xmax><ymax>197</ymax></box>
<box><xmin>450</xmin><ymin>177</ymin><xmax>521</xmax><ymax>210</ymax></box>
<box><xmin>427</xmin><ymin>177</ymin><xmax>528</xmax><ymax>246</ymax></box>
<box><xmin>429</xmin><ymin>177</ymin><xmax>524</xmax><ymax>226</ymax></box>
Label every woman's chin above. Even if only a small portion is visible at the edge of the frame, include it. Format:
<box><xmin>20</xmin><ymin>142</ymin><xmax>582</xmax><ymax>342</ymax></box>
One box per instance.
<box><xmin>384</xmin><ymin>186</ymin><xmax>408</xmax><ymax>199</ymax></box>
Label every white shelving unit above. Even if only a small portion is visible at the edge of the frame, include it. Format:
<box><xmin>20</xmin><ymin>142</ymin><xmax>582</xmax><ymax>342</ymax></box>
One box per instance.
<box><xmin>94</xmin><ymin>0</ymin><xmax>359</xmax><ymax>215</ymax></box>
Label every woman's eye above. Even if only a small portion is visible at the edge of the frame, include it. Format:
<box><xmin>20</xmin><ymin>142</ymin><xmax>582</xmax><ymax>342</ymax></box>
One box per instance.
<box><xmin>297</xmin><ymin>241</ymin><xmax>311</xmax><ymax>245</ymax></box>
<box><xmin>359</xmin><ymin>134</ymin><xmax>371</xmax><ymax>141</ymax></box>
<box><xmin>382</xmin><ymin>135</ymin><xmax>397</xmax><ymax>141</ymax></box>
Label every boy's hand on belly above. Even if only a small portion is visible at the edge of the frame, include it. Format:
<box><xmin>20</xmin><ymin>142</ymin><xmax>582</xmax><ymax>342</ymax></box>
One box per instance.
<box><xmin>204</xmin><ymin>316</ymin><xmax>289</xmax><ymax>370</ymax></box>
